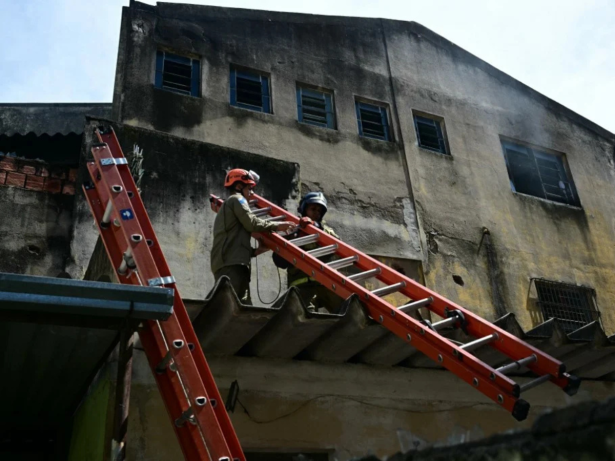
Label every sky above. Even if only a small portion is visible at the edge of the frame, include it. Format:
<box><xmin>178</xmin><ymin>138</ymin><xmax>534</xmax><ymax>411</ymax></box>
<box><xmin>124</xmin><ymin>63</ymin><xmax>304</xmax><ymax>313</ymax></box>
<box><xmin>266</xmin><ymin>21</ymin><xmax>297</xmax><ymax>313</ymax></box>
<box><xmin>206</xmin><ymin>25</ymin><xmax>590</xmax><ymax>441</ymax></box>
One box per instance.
<box><xmin>1</xmin><ymin>0</ymin><xmax>614</xmax><ymax>132</ymax></box>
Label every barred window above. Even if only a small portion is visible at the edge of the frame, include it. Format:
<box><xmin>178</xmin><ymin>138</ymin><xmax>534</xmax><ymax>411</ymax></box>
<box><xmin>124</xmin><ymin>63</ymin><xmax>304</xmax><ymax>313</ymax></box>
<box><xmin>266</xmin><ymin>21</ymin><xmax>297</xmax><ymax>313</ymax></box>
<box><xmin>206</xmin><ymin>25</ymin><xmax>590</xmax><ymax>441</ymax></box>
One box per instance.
<box><xmin>230</xmin><ymin>67</ymin><xmax>271</xmax><ymax>113</ymax></box>
<box><xmin>501</xmin><ymin>140</ymin><xmax>579</xmax><ymax>206</ymax></box>
<box><xmin>356</xmin><ymin>101</ymin><xmax>391</xmax><ymax>141</ymax></box>
<box><xmin>155</xmin><ymin>51</ymin><xmax>200</xmax><ymax>97</ymax></box>
<box><xmin>414</xmin><ymin>114</ymin><xmax>448</xmax><ymax>154</ymax></box>
<box><xmin>297</xmin><ymin>87</ymin><xmax>335</xmax><ymax>129</ymax></box>
<box><xmin>534</xmin><ymin>279</ymin><xmax>600</xmax><ymax>333</ymax></box>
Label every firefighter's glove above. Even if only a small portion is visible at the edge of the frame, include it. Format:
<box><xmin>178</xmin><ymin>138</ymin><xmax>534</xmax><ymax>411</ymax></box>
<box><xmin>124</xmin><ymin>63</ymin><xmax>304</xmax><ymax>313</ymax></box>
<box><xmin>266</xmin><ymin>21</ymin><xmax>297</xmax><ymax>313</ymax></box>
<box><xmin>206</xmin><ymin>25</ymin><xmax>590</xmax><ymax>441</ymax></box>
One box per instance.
<box><xmin>299</xmin><ymin>217</ymin><xmax>313</xmax><ymax>229</ymax></box>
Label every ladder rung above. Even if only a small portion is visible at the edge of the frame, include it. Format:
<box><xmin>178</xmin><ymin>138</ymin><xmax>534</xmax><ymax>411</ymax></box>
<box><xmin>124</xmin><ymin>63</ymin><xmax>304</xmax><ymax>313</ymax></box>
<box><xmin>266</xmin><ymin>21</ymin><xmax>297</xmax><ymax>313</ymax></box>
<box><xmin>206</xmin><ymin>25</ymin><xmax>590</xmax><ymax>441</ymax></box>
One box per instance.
<box><xmin>460</xmin><ymin>333</ymin><xmax>499</xmax><ymax>352</ymax></box>
<box><xmin>398</xmin><ymin>297</ymin><xmax>433</xmax><ymax>314</ymax></box>
<box><xmin>265</xmin><ymin>215</ymin><xmax>286</xmax><ymax>222</ymax></box>
<box><xmin>371</xmin><ymin>282</ymin><xmax>405</xmax><ymax>297</ymax></box>
<box><xmin>348</xmin><ymin>267</ymin><xmax>381</xmax><ymax>282</ymax></box>
<box><xmin>100</xmin><ymin>200</ymin><xmax>113</xmax><ymax>228</ymax></box>
<box><xmin>496</xmin><ymin>355</ymin><xmax>537</xmax><ymax>375</ymax></box>
<box><xmin>518</xmin><ymin>374</ymin><xmax>551</xmax><ymax>394</ymax></box>
<box><xmin>289</xmin><ymin>234</ymin><xmax>319</xmax><ymax>247</ymax></box>
<box><xmin>252</xmin><ymin>207</ymin><xmax>271</xmax><ymax>217</ymax></box>
<box><xmin>118</xmin><ymin>248</ymin><xmax>135</xmax><ymax>275</ymax></box>
<box><xmin>430</xmin><ymin>316</ymin><xmax>458</xmax><ymax>331</ymax></box>
<box><xmin>307</xmin><ymin>244</ymin><xmax>338</xmax><ymax>258</ymax></box>
<box><xmin>249</xmin><ymin>199</ymin><xmax>258</xmax><ymax>205</ymax></box>
<box><xmin>327</xmin><ymin>255</ymin><xmax>358</xmax><ymax>270</ymax></box>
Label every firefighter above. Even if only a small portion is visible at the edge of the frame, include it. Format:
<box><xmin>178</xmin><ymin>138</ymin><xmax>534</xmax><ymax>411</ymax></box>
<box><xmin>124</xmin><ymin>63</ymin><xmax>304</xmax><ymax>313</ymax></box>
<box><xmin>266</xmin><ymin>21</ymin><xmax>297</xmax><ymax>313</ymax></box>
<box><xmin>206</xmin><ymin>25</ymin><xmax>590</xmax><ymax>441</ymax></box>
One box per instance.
<box><xmin>211</xmin><ymin>168</ymin><xmax>294</xmax><ymax>304</ymax></box>
<box><xmin>273</xmin><ymin>192</ymin><xmax>345</xmax><ymax>313</ymax></box>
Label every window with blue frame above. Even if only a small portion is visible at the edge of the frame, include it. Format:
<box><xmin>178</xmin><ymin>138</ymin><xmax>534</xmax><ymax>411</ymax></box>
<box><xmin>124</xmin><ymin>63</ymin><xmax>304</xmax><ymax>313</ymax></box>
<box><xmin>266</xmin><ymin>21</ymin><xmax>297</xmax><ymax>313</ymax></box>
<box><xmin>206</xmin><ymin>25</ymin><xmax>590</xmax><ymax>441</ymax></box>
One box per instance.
<box><xmin>355</xmin><ymin>101</ymin><xmax>391</xmax><ymax>141</ymax></box>
<box><xmin>296</xmin><ymin>87</ymin><xmax>335</xmax><ymax>129</ymax></box>
<box><xmin>501</xmin><ymin>140</ymin><xmax>580</xmax><ymax>206</ymax></box>
<box><xmin>230</xmin><ymin>68</ymin><xmax>271</xmax><ymax>113</ymax></box>
<box><xmin>414</xmin><ymin>114</ymin><xmax>448</xmax><ymax>154</ymax></box>
<box><xmin>155</xmin><ymin>51</ymin><xmax>200</xmax><ymax>97</ymax></box>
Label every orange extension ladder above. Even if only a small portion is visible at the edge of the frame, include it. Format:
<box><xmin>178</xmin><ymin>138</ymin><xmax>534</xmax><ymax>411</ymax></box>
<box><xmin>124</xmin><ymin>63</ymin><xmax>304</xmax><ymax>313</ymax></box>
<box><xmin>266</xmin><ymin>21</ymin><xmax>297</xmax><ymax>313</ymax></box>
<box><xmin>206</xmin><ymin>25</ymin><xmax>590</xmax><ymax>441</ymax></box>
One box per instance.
<box><xmin>209</xmin><ymin>193</ymin><xmax>581</xmax><ymax>421</ymax></box>
<box><xmin>83</xmin><ymin>126</ymin><xmax>244</xmax><ymax>461</ymax></box>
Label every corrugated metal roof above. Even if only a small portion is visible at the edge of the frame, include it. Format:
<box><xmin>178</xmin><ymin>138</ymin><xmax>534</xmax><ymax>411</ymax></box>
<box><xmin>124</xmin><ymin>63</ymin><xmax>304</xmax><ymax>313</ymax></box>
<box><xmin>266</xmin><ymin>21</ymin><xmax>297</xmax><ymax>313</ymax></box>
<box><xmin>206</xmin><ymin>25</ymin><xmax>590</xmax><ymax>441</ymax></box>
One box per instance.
<box><xmin>0</xmin><ymin>274</ymin><xmax>174</xmax><ymax>431</ymax></box>
<box><xmin>0</xmin><ymin>103</ymin><xmax>112</xmax><ymax>136</ymax></box>
<box><xmin>191</xmin><ymin>277</ymin><xmax>615</xmax><ymax>381</ymax></box>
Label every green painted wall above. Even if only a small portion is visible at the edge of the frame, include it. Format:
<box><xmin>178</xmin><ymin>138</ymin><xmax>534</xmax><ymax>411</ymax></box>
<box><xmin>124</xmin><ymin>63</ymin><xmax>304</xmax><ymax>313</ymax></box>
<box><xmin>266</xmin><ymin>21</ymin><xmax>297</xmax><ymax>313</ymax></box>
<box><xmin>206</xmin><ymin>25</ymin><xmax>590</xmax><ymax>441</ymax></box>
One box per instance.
<box><xmin>68</xmin><ymin>368</ymin><xmax>112</xmax><ymax>461</ymax></box>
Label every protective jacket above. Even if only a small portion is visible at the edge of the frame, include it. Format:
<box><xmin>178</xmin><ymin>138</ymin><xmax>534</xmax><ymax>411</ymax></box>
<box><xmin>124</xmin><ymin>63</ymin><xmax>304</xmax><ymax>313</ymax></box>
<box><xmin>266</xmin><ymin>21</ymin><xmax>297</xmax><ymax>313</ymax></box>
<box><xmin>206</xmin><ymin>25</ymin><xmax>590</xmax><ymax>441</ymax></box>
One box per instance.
<box><xmin>211</xmin><ymin>192</ymin><xmax>277</xmax><ymax>274</ymax></box>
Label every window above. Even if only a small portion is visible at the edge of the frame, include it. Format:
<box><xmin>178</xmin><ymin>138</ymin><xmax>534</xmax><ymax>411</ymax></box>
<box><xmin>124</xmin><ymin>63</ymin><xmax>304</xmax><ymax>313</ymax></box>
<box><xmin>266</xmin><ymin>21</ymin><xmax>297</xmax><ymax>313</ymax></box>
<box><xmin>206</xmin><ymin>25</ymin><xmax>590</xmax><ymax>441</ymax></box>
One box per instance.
<box><xmin>155</xmin><ymin>51</ymin><xmax>200</xmax><ymax>97</ymax></box>
<box><xmin>297</xmin><ymin>87</ymin><xmax>335</xmax><ymax>129</ymax></box>
<box><xmin>501</xmin><ymin>140</ymin><xmax>579</xmax><ymax>206</ymax></box>
<box><xmin>414</xmin><ymin>114</ymin><xmax>448</xmax><ymax>154</ymax></box>
<box><xmin>534</xmin><ymin>279</ymin><xmax>600</xmax><ymax>333</ymax></box>
<box><xmin>355</xmin><ymin>101</ymin><xmax>391</xmax><ymax>141</ymax></box>
<box><xmin>230</xmin><ymin>67</ymin><xmax>271</xmax><ymax>113</ymax></box>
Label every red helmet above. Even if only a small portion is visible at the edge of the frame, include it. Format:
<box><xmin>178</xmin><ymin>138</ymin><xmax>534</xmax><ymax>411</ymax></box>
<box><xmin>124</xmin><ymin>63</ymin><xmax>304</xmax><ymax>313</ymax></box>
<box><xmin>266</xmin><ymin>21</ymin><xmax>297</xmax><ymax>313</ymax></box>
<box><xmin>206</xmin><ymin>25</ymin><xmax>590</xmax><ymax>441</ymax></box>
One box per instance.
<box><xmin>224</xmin><ymin>169</ymin><xmax>260</xmax><ymax>188</ymax></box>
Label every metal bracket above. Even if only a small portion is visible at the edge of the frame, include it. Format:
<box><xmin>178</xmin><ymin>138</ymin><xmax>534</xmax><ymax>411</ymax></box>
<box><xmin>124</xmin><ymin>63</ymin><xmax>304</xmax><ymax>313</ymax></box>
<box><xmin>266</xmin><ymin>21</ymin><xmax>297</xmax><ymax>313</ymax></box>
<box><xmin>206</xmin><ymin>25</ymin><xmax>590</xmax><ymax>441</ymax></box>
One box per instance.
<box><xmin>100</xmin><ymin>158</ymin><xmax>128</xmax><ymax>166</ymax></box>
<box><xmin>446</xmin><ymin>308</ymin><xmax>468</xmax><ymax>334</ymax></box>
<box><xmin>148</xmin><ymin>276</ymin><xmax>176</xmax><ymax>287</ymax></box>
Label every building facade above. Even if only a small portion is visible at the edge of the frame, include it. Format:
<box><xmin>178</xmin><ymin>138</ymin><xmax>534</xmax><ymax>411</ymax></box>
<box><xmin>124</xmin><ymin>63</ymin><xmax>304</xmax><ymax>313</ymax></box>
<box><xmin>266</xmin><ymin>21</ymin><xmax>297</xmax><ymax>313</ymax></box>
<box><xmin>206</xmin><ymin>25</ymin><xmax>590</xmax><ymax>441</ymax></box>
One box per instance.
<box><xmin>1</xmin><ymin>2</ymin><xmax>615</xmax><ymax>460</ymax></box>
<box><xmin>110</xmin><ymin>1</ymin><xmax>615</xmax><ymax>333</ymax></box>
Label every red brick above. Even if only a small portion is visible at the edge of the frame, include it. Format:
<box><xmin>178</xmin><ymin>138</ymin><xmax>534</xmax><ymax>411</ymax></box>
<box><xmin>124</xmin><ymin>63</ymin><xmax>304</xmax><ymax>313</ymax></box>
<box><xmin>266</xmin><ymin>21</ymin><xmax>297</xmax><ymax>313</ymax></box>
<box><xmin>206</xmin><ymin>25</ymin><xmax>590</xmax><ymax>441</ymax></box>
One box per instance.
<box><xmin>25</xmin><ymin>175</ymin><xmax>45</xmax><ymax>191</ymax></box>
<box><xmin>19</xmin><ymin>164</ymin><xmax>37</xmax><ymax>175</ymax></box>
<box><xmin>50</xmin><ymin>168</ymin><xmax>66</xmax><ymax>180</ymax></box>
<box><xmin>68</xmin><ymin>168</ymin><xmax>78</xmax><ymax>182</ymax></box>
<box><xmin>6</xmin><ymin>172</ymin><xmax>26</xmax><ymax>188</ymax></box>
<box><xmin>39</xmin><ymin>166</ymin><xmax>50</xmax><ymax>177</ymax></box>
<box><xmin>62</xmin><ymin>182</ymin><xmax>75</xmax><ymax>195</ymax></box>
<box><xmin>0</xmin><ymin>171</ymin><xmax>6</xmax><ymax>185</ymax></box>
<box><xmin>0</xmin><ymin>157</ymin><xmax>17</xmax><ymax>172</ymax></box>
<box><xmin>44</xmin><ymin>178</ymin><xmax>62</xmax><ymax>194</ymax></box>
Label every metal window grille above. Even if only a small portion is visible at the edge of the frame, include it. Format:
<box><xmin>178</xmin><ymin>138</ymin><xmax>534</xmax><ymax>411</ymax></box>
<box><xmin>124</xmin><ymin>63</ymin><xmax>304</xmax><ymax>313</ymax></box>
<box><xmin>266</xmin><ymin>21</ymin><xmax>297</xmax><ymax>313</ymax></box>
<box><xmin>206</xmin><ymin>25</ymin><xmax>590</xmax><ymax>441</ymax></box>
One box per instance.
<box><xmin>501</xmin><ymin>141</ymin><xmax>579</xmax><ymax>206</ymax></box>
<box><xmin>230</xmin><ymin>68</ymin><xmax>271</xmax><ymax>113</ymax></box>
<box><xmin>155</xmin><ymin>51</ymin><xmax>200</xmax><ymax>97</ymax></box>
<box><xmin>414</xmin><ymin>115</ymin><xmax>447</xmax><ymax>154</ymax></box>
<box><xmin>356</xmin><ymin>102</ymin><xmax>390</xmax><ymax>141</ymax></box>
<box><xmin>297</xmin><ymin>87</ymin><xmax>335</xmax><ymax>129</ymax></box>
<box><xmin>534</xmin><ymin>279</ymin><xmax>600</xmax><ymax>333</ymax></box>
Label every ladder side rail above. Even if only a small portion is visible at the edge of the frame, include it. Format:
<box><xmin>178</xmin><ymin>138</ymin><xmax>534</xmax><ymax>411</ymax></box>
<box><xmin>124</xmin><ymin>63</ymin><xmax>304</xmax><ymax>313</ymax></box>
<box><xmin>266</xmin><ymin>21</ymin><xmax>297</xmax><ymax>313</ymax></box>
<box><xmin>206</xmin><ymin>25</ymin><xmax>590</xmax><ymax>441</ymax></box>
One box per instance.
<box><xmin>83</xmin><ymin>177</ymin><xmax>211</xmax><ymax>461</ymax></box>
<box><xmin>212</xmin><ymin>194</ymin><xmax>576</xmax><ymax>399</ymax></box>
<box><xmin>91</xmin><ymin>147</ymin><xmax>234</xmax><ymax>460</ymax></box>
<box><xmin>140</xmin><ymin>323</ymin><xmax>213</xmax><ymax>461</ymax></box>
<box><xmin>100</xmin><ymin>129</ymin><xmax>246</xmax><ymax>461</ymax></box>
<box><xmin>253</xmin><ymin>227</ymin><xmax>528</xmax><ymax>417</ymax></box>
<box><xmin>301</xmin><ymin>227</ymin><xmax>564</xmax><ymax>378</ymax></box>
<box><xmin>209</xmin><ymin>196</ymin><xmax>524</xmax><ymax>408</ymax></box>
<box><xmin>239</xmin><ymin>194</ymin><xmax>567</xmax><ymax>381</ymax></box>
<box><xmin>259</xmin><ymin>231</ymin><xmax>519</xmax><ymax>388</ymax></box>
<box><xmin>83</xmin><ymin>174</ymin><xmax>133</xmax><ymax>286</ymax></box>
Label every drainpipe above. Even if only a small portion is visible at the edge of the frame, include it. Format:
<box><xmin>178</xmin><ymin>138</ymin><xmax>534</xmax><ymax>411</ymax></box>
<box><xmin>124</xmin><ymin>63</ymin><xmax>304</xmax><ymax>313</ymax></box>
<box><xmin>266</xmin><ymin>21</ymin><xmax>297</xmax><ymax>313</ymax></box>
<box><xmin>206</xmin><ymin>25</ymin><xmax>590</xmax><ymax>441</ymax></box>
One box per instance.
<box><xmin>478</xmin><ymin>227</ymin><xmax>508</xmax><ymax>318</ymax></box>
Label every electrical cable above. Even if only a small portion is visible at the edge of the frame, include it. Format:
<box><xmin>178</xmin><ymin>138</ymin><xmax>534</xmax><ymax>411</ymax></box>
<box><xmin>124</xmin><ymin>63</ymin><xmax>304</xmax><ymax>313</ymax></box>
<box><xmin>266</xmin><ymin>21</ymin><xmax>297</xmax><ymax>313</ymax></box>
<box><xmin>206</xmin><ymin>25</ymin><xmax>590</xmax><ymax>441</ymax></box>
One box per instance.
<box><xmin>235</xmin><ymin>395</ymin><xmax>484</xmax><ymax>425</ymax></box>
<box><xmin>253</xmin><ymin>237</ymin><xmax>282</xmax><ymax>305</ymax></box>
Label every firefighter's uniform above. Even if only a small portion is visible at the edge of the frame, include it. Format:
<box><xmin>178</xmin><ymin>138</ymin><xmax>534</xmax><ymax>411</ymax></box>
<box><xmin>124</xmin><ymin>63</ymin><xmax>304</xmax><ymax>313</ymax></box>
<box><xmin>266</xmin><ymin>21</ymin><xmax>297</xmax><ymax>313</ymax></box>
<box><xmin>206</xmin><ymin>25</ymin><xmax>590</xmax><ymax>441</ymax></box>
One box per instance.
<box><xmin>211</xmin><ymin>192</ymin><xmax>277</xmax><ymax>304</ymax></box>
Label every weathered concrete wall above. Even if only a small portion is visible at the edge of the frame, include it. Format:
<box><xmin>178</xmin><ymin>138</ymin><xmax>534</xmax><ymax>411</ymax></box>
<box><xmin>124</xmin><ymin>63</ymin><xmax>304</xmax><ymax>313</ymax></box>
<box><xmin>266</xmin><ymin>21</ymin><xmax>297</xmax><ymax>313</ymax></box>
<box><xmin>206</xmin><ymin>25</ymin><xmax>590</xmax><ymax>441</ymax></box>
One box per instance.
<box><xmin>383</xmin><ymin>22</ymin><xmax>615</xmax><ymax>331</ymax></box>
<box><xmin>0</xmin><ymin>187</ymin><xmax>74</xmax><ymax>277</ymax></box>
<box><xmin>69</xmin><ymin>120</ymin><xmax>300</xmax><ymax>301</ymax></box>
<box><xmin>113</xmin><ymin>3</ymin><xmax>422</xmax><ymax>261</ymax></box>
<box><xmin>126</xmin><ymin>354</ymin><xmax>614</xmax><ymax>461</ymax></box>
<box><xmin>354</xmin><ymin>396</ymin><xmax>615</xmax><ymax>461</ymax></box>
<box><xmin>113</xmin><ymin>2</ymin><xmax>615</xmax><ymax>334</ymax></box>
